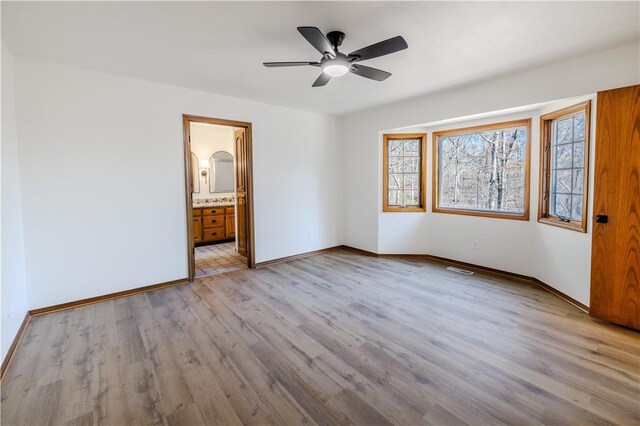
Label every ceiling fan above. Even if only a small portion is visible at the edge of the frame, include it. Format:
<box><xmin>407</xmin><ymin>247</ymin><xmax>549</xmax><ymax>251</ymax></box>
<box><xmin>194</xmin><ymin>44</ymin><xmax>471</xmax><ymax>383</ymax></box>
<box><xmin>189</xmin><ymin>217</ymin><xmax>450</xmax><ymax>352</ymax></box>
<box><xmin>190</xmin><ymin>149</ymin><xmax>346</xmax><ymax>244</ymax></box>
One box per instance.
<box><xmin>263</xmin><ymin>27</ymin><xmax>408</xmax><ymax>87</ymax></box>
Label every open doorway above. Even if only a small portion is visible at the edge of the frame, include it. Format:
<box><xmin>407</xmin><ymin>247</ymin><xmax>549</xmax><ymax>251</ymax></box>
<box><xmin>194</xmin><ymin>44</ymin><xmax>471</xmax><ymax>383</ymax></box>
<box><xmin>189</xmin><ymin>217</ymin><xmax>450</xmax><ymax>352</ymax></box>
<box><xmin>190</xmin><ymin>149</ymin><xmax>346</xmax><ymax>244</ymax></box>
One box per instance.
<box><xmin>182</xmin><ymin>115</ymin><xmax>255</xmax><ymax>280</ymax></box>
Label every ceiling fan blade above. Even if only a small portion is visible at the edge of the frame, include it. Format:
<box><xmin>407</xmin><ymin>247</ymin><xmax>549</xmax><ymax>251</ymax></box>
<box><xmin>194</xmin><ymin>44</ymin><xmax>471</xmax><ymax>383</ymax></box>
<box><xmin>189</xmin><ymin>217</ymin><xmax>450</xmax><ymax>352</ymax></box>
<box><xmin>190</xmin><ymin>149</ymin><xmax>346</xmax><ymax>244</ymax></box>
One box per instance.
<box><xmin>263</xmin><ymin>61</ymin><xmax>320</xmax><ymax>67</ymax></box>
<box><xmin>312</xmin><ymin>73</ymin><xmax>331</xmax><ymax>87</ymax></box>
<box><xmin>350</xmin><ymin>64</ymin><xmax>391</xmax><ymax>81</ymax></box>
<box><xmin>297</xmin><ymin>27</ymin><xmax>336</xmax><ymax>56</ymax></box>
<box><xmin>348</xmin><ymin>36</ymin><xmax>408</xmax><ymax>62</ymax></box>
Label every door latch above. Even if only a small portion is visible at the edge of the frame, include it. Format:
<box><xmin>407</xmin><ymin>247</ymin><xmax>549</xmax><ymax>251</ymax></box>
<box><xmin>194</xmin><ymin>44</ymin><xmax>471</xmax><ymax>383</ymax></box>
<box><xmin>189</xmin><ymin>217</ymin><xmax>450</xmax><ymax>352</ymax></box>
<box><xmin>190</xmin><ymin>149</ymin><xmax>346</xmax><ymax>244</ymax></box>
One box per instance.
<box><xmin>595</xmin><ymin>215</ymin><xmax>608</xmax><ymax>224</ymax></box>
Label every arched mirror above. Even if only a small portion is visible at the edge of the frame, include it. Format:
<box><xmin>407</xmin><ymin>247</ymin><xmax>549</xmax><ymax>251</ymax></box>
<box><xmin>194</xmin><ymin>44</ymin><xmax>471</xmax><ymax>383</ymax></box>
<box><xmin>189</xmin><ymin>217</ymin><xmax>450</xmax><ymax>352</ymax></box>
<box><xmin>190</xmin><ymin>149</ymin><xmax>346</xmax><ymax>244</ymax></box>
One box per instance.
<box><xmin>191</xmin><ymin>152</ymin><xmax>200</xmax><ymax>193</ymax></box>
<box><xmin>209</xmin><ymin>151</ymin><xmax>234</xmax><ymax>193</ymax></box>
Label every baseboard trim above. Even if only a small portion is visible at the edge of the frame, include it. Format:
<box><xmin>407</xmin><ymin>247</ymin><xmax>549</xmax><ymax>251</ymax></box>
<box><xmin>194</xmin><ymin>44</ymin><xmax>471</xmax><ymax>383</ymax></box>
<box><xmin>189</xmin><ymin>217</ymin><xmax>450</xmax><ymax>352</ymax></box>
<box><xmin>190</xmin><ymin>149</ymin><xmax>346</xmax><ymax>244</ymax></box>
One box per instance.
<box><xmin>338</xmin><ymin>246</ymin><xmax>589</xmax><ymax>314</ymax></box>
<box><xmin>339</xmin><ymin>245</ymin><xmax>426</xmax><ymax>260</ymax></box>
<box><xmin>255</xmin><ymin>245</ymin><xmax>342</xmax><ymax>268</ymax></box>
<box><xmin>1</xmin><ymin>313</ymin><xmax>31</xmax><ymax>381</ymax></box>
<box><xmin>531</xmin><ymin>278</ymin><xmax>589</xmax><ymax>313</ymax></box>
<box><xmin>29</xmin><ymin>278</ymin><xmax>189</xmax><ymax>317</ymax></box>
<box><xmin>337</xmin><ymin>245</ymin><xmax>379</xmax><ymax>257</ymax></box>
<box><xmin>424</xmin><ymin>254</ymin><xmax>589</xmax><ymax>313</ymax></box>
<box><xmin>425</xmin><ymin>254</ymin><xmax>534</xmax><ymax>284</ymax></box>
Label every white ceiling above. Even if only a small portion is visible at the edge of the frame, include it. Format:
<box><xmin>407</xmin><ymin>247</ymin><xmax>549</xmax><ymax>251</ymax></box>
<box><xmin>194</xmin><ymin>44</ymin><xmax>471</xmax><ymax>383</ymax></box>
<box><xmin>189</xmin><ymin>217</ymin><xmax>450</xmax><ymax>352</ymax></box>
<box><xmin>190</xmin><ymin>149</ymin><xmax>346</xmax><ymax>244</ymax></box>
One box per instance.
<box><xmin>2</xmin><ymin>1</ymin><xmax>638</xmax><ymax>116</ymax></box>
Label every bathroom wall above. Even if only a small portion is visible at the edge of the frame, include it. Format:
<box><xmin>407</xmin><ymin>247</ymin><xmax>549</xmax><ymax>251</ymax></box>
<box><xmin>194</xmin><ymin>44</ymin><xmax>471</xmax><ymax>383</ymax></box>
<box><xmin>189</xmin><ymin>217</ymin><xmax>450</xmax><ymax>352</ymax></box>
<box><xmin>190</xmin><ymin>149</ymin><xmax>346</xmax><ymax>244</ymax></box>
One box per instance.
<box><xmin>189</xmin><ymin>122</ymin><xmax>235</xmax><ymax>200</ymax></box>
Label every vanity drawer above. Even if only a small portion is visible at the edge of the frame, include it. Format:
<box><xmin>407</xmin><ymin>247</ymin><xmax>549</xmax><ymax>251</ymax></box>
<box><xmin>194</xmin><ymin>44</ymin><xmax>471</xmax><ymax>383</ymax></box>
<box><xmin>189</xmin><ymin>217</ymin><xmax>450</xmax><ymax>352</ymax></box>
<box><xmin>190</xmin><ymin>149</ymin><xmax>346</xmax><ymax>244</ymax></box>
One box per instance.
<box><xmin>203</xmin><ymin>227</ymin><xmax>225</xmax><ymax>241</ymax></box>
<box><xmin>192</xmin><ymin>208</ymin><xmax>202</xmax><ymax>216</ymax></box>
<box><xmin>225</xmin><ymin>206</ymin><xmax>235</xmax><ymax>215</ymax></box>
<box><xmin>202</xmin><ymin>215</ymin><xmax>225</xmax><ymax>228</ymax></box>
<box><xmin>202</xmin><ymin>207</ymin><xmax>225</xmax><ymax>216</ymax></box>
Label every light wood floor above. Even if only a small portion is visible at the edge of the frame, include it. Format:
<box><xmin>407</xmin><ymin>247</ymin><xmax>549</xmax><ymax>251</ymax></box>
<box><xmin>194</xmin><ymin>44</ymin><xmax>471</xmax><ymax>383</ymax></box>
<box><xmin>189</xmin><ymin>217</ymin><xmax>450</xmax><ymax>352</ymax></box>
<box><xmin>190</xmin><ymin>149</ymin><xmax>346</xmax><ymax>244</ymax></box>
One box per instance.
<box><xmin>2</xmin><ymin>249</ymin><xmax>639</xmax><ymax>425</ymax></box>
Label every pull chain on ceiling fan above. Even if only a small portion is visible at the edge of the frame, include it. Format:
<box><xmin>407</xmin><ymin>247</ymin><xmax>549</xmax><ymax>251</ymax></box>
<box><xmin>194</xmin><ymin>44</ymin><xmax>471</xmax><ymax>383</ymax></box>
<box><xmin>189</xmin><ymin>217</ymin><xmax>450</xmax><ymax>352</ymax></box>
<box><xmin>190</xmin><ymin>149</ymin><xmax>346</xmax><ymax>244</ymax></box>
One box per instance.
<box><xmin>263</xmin><ymin>27</ymin><xmax>408</xmax><ymax>87</ymax></box>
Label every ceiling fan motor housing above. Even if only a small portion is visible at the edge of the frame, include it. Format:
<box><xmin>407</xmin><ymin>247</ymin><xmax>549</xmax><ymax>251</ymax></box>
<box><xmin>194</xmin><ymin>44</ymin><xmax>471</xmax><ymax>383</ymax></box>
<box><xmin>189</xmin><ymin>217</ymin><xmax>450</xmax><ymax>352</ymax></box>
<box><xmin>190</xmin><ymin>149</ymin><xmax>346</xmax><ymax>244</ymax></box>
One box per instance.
<box><xmin>326</xmin><ymin>31</ymin><xmax>346</xmax><ymax>50</ymax></box>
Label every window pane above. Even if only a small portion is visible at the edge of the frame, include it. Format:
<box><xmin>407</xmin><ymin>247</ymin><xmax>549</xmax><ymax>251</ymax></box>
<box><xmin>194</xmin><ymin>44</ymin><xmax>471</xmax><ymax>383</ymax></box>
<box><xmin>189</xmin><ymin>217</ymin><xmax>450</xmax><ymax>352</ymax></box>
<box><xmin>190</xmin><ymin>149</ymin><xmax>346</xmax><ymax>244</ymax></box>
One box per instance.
<box><xmin>388</xmin><ymin>174</ymin><xmax>401</xmax><ymax>189</ymax></box>
<box><xmin>403</xmin><ymin>157</ymin><xmax>419</xmax><ymax>173</ymax></box>
<box><xmin>437</xmin><ymin>125</ymin><xmax>527</xmax><ymax>214</ymax></box>
<box><xmin>388</xmin><ymin>140</ymin><xmax>402</xmax><ymax>156</ymax></box>
<box><xmin>404</xmin><ymin>174</ymin><xmax>419</xmax><ymax>190</ymax></box>
<box><xmin>555</xmin><ymin>118</ymin><xmax>573</xmax><ymax>144</ymax></box>
<box><xmin>555</xmin><ymin>144</ymin><xmax>573</xmax><ymax>169</ymax></box>
<box><xmin>573</xmin><ymin>142</ymin><xmax>584</xmax><ymax>168</ymax></box>
<box><xmin>573</xmin><ymin>169</ymin><xmax>583</xmax><ymax>194</ymax></box>
<box><xmin>574</xmin><ymin>114</ymin><xmax>585</xmax><ymax>141</ymax></box>
<box><xmin>400</xmin><ymin>190</ymin><xmax>419</xmax><ymax>206</ymax></box>
<box><xmin>555</xmin><ymin>170</ymin><xmax>572</xmax><ymax>193</ymax></box>
<box><xmin>388</xmin><ymin>190</ymin><xmax>398</xmax><ymax>205</ymax></box>
<box><xmin>398</xmin><ymin>191</ymin><xmax>407</xmax><ymax>206</ymax></box>
<box><xmin>554</xmin><ymin>194</ymin><xmax>571</xmax><ymax>217</ymax></box>
<box><xmin>403</xmin><ymin>139</ymin><xmax>420</xmax><ymax>155</ymax></box>
<box><xmin>407</xmin><ymin>191</ymin><xmax>420</xmax><ymax>206</ymax></box>
<box><xmin>571</xmin><ymin>195</ymin><xmax>582</xmax><ymax>220</ymax></box>
<box><xmin>389</xmin><ymin>157</ymin><xmax>402</xmax><ymax>173</ymax></box>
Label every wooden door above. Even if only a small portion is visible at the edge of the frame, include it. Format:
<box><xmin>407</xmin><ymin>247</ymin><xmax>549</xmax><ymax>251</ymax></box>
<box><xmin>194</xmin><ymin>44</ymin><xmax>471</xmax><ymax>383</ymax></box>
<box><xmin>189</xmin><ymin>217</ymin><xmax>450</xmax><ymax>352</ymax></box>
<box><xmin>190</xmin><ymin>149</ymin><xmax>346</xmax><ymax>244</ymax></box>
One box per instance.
<box><xmin>192</xmin><ymin>216</ymin><xmax>202</xmax><ymax>243</ymax></box>
<box><xmin>235</xmin><ymin>128</ymin><xmax>248</xmax><ymax>257</ymax></box>
<box><xmin>590</xmin><ymin>85</ymin><xmax>640</xmax><ymax>329</ymax></box>
<box><xmin>226</xmin><ymin>214</ymin><xmax>235</xmax><ymax>238</ymax></box>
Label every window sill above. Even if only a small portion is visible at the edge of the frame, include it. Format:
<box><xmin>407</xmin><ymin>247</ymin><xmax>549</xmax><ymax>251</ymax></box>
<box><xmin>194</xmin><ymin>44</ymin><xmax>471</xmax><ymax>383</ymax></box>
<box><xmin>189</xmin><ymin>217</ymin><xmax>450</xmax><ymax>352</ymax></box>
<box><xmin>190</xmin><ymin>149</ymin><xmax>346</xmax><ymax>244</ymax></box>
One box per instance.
<box><xmin>538</xmin><ymin>217</ymin><xmax>586</xmax><ymax>233</ymax></box>
<box><xmin>432</xmin><ymin>206</ymin><xmax>529</xmax><ymax>221</ymax></box>
<box><xmin>383</xmin><ymin>206</ymin><xmax>426</xmax><ymax>213</ymax></box>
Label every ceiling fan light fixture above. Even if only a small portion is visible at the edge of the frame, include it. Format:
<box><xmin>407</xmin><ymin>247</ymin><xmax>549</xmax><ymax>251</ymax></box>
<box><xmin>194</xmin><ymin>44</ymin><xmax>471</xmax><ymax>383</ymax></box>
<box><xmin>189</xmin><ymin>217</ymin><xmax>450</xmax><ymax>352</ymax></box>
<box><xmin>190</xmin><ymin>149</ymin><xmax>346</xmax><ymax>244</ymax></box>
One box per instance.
<box><xmin>321</xmin><ymin>58</ymin><xmax>350</xmax><ymax>77</ymax></box>
<box><xmin>263</xmin><ymin>27</ymin><xmax>408</xmax><ymax>87</ymax></box>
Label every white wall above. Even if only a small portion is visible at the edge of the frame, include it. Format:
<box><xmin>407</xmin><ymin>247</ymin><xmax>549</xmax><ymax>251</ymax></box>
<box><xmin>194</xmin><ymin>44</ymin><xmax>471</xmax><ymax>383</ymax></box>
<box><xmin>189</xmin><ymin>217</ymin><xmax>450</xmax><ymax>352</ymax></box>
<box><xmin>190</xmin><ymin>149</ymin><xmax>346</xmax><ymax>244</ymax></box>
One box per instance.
<box><xmin>389</xmin><ymin>100</ymin><xmax>595</xmax><ymax>306</ymax></box>
<box><xmin>13</xmin><ymin>56</ymin><xmax>340</xmax><ymax>309</ymax></box>
<box><xmin>533</xmin><ymin>96</ymin><xmax>596</xmax><ymax>305</ymax></box>
<box><xmin>422</xmin><ymin>112</ymin><xmax>537</xmax><ymax>277</ymax></box>
<box><xmin>189</xmin><ymin>122</ymin><xmax>235</xmax><ymax>199</ymax></box>
<box><xmin>377</xmin><ymin>126</ymin><xmax>430</xmax><ymax>255</ymax></box>
<box><xmin>340</xmin><ymin>43</ymin><xmax>639</xmax><ymax>305</ymax></box>
<box><xmin>1</xmin><ymin>42</ymin><xmax>29</xmax><ymax>361</ymax></box>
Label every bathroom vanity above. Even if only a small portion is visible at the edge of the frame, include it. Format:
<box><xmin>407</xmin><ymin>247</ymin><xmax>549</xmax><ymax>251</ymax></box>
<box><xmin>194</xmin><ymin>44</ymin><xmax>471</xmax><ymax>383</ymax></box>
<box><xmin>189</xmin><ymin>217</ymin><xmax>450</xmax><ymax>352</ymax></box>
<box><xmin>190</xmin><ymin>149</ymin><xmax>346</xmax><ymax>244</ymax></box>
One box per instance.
<box><xmin>192</xmin><ymin>204</ymin><xmax>235</xmax><ymax>244</ymax></box>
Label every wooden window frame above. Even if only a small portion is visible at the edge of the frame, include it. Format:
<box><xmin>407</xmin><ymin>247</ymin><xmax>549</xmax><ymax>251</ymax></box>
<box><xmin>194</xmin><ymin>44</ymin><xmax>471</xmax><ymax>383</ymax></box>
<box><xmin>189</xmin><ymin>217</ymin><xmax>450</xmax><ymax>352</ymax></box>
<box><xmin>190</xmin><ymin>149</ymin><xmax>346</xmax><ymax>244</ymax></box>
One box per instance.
<box><xmin>382</xmin><ymin>133</ymin><xmax>427</xmax><ymax>213</ymax></box>
<box><xmin>538</xmin><ymin>101</ymin><xmax>591</xmax><ymax>233</ymax></box>
<box><xmin>432</xmin><ymin>119</ymin><xmax>532</xmax><ymax>221</ymax></box>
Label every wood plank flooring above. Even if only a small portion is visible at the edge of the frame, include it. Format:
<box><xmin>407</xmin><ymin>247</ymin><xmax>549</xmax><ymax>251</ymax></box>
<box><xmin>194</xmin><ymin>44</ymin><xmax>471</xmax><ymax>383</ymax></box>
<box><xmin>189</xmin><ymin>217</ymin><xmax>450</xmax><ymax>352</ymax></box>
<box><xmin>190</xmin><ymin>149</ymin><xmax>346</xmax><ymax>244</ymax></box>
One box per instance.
<box><xmin>2</xmin><ymin>249</ymin><xmax>639</xmax><ymax>425</ymax></box>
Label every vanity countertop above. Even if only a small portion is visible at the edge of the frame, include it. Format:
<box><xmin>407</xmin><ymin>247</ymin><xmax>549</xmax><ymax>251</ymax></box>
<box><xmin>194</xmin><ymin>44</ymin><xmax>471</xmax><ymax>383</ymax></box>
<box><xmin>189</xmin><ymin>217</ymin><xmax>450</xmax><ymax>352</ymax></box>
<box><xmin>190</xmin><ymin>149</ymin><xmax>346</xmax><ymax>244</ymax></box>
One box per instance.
<box><xmin>193</xmin><ymin>202</ymin><xmax>235</xmax><ymax>208</ymax></box>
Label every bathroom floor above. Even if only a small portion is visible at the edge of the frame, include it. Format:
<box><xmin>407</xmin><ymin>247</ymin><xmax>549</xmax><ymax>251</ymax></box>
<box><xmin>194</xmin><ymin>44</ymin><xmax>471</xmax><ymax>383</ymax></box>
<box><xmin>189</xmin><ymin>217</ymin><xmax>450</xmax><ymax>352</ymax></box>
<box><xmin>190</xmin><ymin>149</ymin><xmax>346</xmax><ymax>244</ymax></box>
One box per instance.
<box><xmin>195</xmin><ymin>241</ymin><xmax>246</xmax><ymax>277</ymax></box>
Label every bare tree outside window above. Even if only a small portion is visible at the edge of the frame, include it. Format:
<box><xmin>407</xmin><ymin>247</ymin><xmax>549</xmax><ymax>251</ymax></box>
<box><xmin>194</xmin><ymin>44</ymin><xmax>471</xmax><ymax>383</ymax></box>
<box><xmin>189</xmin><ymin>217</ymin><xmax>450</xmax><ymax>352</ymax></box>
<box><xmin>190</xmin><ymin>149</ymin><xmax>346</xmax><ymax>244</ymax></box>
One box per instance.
<box><xmin>550</xmin><ymin>114</ymin><xmax>586</xmax><ymax>220</ymax></box>
<box><xmin>433</xmin><ymin>119</ymin><xmax>531</xmax><ymax>220</ymax></box>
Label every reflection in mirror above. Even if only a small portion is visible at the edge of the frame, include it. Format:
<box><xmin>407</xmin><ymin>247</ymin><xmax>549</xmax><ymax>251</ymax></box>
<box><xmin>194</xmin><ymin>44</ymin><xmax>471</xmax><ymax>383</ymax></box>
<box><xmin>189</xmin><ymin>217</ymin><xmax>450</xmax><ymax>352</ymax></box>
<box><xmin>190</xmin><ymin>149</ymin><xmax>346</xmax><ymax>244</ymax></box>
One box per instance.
<box><xmin>209</xmin><ymin>151</ymin><xmax>234</xmax><ymax>193</ymax></box>
<box><xmin>191</xmin><ymin>152</ymin><xmax>200</xmax><ymax>193</ymax></box>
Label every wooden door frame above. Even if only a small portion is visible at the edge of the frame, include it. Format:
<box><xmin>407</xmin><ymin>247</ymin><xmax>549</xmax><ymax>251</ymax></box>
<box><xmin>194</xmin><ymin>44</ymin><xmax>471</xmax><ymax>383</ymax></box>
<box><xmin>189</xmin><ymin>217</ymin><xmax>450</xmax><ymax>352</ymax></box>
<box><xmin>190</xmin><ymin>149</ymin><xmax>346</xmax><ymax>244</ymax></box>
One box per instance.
<box><xmin>182</xmin><ymin>114</ymin><xmax>256</xmax><ymax>280</ymax></box>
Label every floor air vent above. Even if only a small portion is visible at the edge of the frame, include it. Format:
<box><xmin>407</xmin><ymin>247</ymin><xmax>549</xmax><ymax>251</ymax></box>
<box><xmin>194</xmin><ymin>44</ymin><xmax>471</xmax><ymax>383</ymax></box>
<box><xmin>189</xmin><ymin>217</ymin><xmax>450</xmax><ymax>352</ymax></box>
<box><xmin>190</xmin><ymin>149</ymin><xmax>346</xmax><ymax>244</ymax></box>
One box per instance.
<box><xmin>446</xmin><ymin>266</ymin><xmax>474</xmax><ymax>275</ymax></box>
